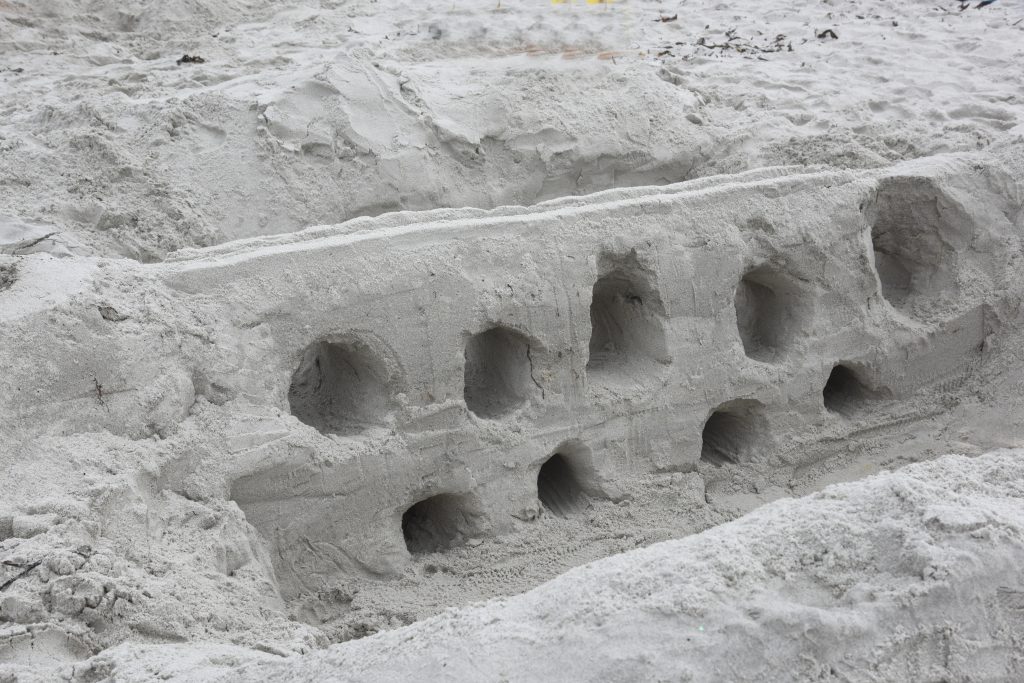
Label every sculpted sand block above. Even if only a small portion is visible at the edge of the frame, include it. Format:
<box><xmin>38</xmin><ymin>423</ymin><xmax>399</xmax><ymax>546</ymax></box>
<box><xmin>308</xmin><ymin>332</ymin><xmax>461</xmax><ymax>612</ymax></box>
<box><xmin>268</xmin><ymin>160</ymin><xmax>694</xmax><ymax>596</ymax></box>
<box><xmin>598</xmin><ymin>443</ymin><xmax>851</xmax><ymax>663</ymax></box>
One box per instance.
<box><xmin>4</xmin><ymin>154</ymin><xmax>1019</xmax><ymax>606</ymax></box>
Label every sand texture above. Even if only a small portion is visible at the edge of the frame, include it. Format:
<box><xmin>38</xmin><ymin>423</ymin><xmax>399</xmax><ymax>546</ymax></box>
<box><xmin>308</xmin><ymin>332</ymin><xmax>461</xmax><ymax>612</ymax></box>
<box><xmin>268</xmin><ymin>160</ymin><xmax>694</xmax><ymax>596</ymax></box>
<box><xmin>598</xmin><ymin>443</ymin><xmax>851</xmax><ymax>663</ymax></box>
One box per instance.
<box><xmin>1</xmin><ymin>0</ymin><xmax>1024</xmax><ymax>681</ymax></box>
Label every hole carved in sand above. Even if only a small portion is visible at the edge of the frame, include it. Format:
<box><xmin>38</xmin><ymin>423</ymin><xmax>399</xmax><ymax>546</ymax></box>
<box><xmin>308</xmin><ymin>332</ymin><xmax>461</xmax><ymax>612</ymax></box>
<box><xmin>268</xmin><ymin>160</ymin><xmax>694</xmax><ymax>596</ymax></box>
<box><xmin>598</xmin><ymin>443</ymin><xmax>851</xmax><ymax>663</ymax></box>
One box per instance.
<box><xmin>402</xmin><ymin>493</ymin><xmax>483</xmax><ymax>555</ymax></box>
<box><xmin>823</xmin><ymin>364</ymin><xmax>887</xmax><ymax>416</ymax></box>
<box><xmin>700</xmin><ymin>400</ymin><xmax>770</xmax><ymax>467</ymax></box>
<box><xmin>587</xmin><ymin>250</ymin><xmax>669</xmax><ymax>379</ymax></box>
<box><xmin>288</xmin><ymin>336</ymin><xmax>394</xmax><ymax>435</ymax></box>
<box><xmin>464</xmin><ymin>326</ymin><xmax>535</xmax><ymax>419</ymax></box>
<box><xmin>537</xmin><ymin>453</ymin><xmax>587</xmax><ymax>517</ymax></box>
<box><xmin>534</xmin><ymin>440</ymin><xmax>602</xmax><ymax>518</ymax></box>
<box><xmin>734</xmin><ymin>265</ymin><xmax>809</xmax><ymax>363</ymax></box>
<box><xmin>869</xmin><ymin>177</ymin><xmax>966</xmax><ymax>313</ymax></box>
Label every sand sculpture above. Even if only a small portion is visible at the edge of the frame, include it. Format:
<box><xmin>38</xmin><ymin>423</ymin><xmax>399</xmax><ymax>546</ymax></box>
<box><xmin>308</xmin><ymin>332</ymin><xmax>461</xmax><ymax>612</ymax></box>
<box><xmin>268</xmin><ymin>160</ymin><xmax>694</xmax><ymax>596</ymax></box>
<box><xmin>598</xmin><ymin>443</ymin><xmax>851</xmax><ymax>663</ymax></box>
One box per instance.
<box><xmin>3</xmin><ymin>1</ymin><xmax>1024</xmax><ymax>680</ymax></box>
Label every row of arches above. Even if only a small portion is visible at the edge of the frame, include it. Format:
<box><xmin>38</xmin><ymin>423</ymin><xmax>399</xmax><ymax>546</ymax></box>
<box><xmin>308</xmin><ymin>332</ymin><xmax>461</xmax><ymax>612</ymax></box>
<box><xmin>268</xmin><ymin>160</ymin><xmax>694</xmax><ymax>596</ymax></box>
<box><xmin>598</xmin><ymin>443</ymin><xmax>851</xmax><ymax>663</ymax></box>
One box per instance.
<box><xmin>700</xmin><ymin>363</ymin><xmax>887</xmax><ymax>467</ymax></box>
<box><xmin>283</xmin><ymin>176</ymin><xmax>952</xmax><ymax>438</ymax></box>
<box><xmin>287</xmin><ymin>250</ymin><xmax>672</xmax><ymax>434</ymax></box>
<box><xmin>287</xmin><ymin>258</ymin><xmax>894</xmax><ymax>437</ymax></box>
<box><xmin>401</xmin><ymin>445</ymin><xmax>591</xmax><ymax>555</ymax></box>
<box><xmin>285</xmin><ymin>252</ymin><xmax>844</xmax><ymax>435</ymax></box>
<box><xmin>232</xmin><ymin>178</ymin><xmax>972</xmax><ymax>594</ymax></box>
<box><xmin>401</xmin><ymin>360</ymin><xmax>888</xmax><ymax>556</ymax></box>
<box><xmin>281</xmin><ymin>216</ymin><xmax>915</xmax><ymax>559</ymax></box>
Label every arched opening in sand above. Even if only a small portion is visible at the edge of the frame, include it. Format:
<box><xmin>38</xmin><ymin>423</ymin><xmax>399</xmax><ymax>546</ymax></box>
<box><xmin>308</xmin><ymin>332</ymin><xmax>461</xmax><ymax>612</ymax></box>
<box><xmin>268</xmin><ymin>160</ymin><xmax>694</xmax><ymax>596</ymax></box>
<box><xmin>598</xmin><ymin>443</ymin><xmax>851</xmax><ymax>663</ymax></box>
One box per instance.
<box><xmin>537</xmin><ymin>453</ymin><xmax>587</xmax><ymax>517</ymax></box>
<box><xmin>402</xmin><ymin>493</ymin><xmax>482</xmax><ymax>555</ymax></box>
<box><xmin>734</xmin><ymin>265</ymin><xmax>807</xmax><ymax>363</ymax></box>
<box><xmin>288</xmin><ymin>337</ymin><xmax>392</xmax><ymax>435</ymax></box>
<box><xmin>823</xmin><ymin>364</ymin><xmax>883</xmax><ymax>416</ymax></box>
<box><xmin>587</xmin><ymin>251</ymin><xmax>668</xmax><ymax>378</ymax></box>
<box><xmin>869</xmin><ymin>177</ymin><xmax>964</xmax><ymax>313</ymax></box>
<box><xmin>464</xmin><ymin>326</ymin><xmax>534</xmax><ymax>418</ymax></box>
<box><xmin>700</xmin><ymin>400</ymin><xmax>769</xmax><ymax>466</ymax></box>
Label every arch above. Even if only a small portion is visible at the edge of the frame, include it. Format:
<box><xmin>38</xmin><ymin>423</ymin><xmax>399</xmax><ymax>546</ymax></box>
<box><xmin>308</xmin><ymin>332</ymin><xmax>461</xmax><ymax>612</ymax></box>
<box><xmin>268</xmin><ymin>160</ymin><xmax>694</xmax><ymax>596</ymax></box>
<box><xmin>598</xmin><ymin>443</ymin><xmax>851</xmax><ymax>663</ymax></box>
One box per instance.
<box><xmin>537</xmin><ymin>453</ymin><xmax>586</xmax><ymax>517</ymax></box>
<box><xmin>587</xmin><ymin>250</ymin><xmax>669</xmax><ymax>377</ymax></box>
<box><xmin>700</xmin><ymin>400</ymin><xmax>770</xmax><ymax>466</ymax></box>
<box><xmin>464</xmin><ymin>326</ymin><xmax>534</xmax><ymax>418</ymax></box>
<box><xmin>288</xmin><ymin>336</ymin><xmax>395</xmax><ymax>435</ymax></box>
<box><xmin>402</xmin><ymin>493</ymin><xmax>483</xmax><ymax>554</ymax></box>
<box><xmin>868</xmin><ymin>177</ymin><xmax>966</xmax><ymax>313</ymax></box>
<box><xmin>735</xmin><ymin>265</ymin><xmax>809</xmax><ymax>363</ymax></box>
<box><xmin>823</xmin><ymin>364</ymin><xmax>886</xmax><ymax>416</ymax></box>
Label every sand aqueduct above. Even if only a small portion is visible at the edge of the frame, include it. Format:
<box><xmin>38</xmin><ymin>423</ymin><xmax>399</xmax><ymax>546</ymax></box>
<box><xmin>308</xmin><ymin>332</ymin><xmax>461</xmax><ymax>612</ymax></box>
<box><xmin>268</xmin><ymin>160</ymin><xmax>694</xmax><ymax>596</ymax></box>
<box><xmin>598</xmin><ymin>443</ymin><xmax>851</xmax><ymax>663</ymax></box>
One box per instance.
<box><xmin>58</xmin><ymin>153</ymin><xmax>1011</xmax><ymax>601</ymax></box>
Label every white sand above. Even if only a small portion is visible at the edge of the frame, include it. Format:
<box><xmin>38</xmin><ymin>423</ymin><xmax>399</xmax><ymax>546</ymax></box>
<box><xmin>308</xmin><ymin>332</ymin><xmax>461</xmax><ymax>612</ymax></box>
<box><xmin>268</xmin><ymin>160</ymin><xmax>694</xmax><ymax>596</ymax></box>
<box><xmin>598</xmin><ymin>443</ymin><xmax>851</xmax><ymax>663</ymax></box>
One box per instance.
<box><xmin>19</xmin><ymin>450</ymin><xmax>1024</xmax><ymax>681</ymax></box>
<box><xmin>1</xmin><ymin>1</ymin><xmax>1024</xmax><ymax>681</ymax></box>
<box><xmin>226</xmin><ymin>449</ymin><xmax>1024</xmax><ymax>681</ymax></box>
<box><xmin>1</xmin><ymin>1</ymin><xmax>1021</xmax><ymax>260</ymax></box>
